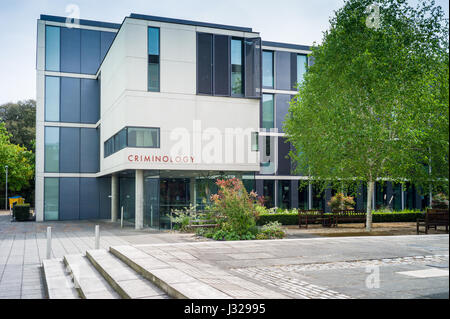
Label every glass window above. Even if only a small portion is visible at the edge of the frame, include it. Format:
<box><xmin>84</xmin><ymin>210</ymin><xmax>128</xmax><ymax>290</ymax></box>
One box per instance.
<box><xmin>262</xmin><ymin>94</ymin><xmax>274</xmax><ymax>129</ymax></box>
<box><xmin>297</xmin><ymin>54</ymin><xmax>308</xmax><ymax>86</ymax></box>
<box><xmin>148</xmin><ymin>27</ymin><xmax>160</xmax><ymax>92</ymax></box>
<box><xmin>231</xmin><ymin>39</ymin><xmax>244</xmax><ymax>95</ymax></box>
<box><xmin>44</xmin><ymin>178</ymin><xmax>59</xmax><ymax>221</ymax></box>
<box><xmin>45</xmin><ymin>76</ymin><xmax>60</xmax><ymax>122</ymax></box>
<box><xmin>45</xmin><ymin>127</ymin><xmax>59</xmax><ymax>172</ymax></box>
<box><xmin>251</xmin><ymin>132</ymin><xmax>259</xmax><ymax>152</ymax></box>
<box><xmin>263</xmin><ymin>180</ymin><xmax>275</xmax><ymax>208</ymax></box>
<box><xmin>104</xmin><ymin>138</ymin><xmax>114</xmax><ymax>158</ymax></box>
<box><xmin>45</xmin><ymin>26</ymin><xmax>60</xmax><ymax>72</ymax></box>
<box><xmin>278</xmin><ymin>180</ymin><xmax>291</xmax><ymax>209</ymax></box>
<box><xmin>114</xmin><ymin>128</ymin><xmax>127</xmax><ymax>153</ymax></box>
<box><xmin>262</xmin><ymin>51</ymin><xmax>274</xmax><ymax>88</ymax></box>
<box><xmin>128</xmin><ymin>127</ymin><xmax>160</xmax><ymax>148</ymax></box>
<box><xmin>298</xmin><ymin>186</ymin><xmax>308</xmax><ymax>210</ymax></box>
<box><xmin>312</xmin><ymin>185</ymin><xmax>324</xmax><ymax>209</ymax></box>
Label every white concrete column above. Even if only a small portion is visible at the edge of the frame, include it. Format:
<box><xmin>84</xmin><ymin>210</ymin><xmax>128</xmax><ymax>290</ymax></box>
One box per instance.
<box><xmin>190</xmin><ymin>177</ymin><xmax>196</xmax><ymax>208</ymax></box>
<box><xmin>135</xmin><ymin>170</ymin><xmax>144</xmax><ymax>230</ymax></box>
<box><xmin>111</xmin><ymin>174</ymin><xmax>118</xmax><ymax>222</ymax></box>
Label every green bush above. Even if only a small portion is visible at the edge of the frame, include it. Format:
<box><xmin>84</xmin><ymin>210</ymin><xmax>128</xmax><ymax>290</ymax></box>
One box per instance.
<box><xmin>13</xmin><ymin>204</ymin><xmax>31</xmax><ymax>221</ymax></box>
<box><xmin>257</xmin><ymin>210</ymin><xmax>425</xmax><ymax>225</ymax></box>
<box><xmin>257</xmin><ymin>212</ymin><xmax>298</xmax><ymax>226</ymax></box>
<box><xmin>259</xmin><ymin>221</ymin><xmax>286</xmax><ymax>239</ymax></box>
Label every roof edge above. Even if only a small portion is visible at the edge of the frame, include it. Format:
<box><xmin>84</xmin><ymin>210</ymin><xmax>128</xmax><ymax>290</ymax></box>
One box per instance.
<box><xmin>129</xmin><ymin>13</ymin><xmax>255</xmax><ymax>33</ymax></box>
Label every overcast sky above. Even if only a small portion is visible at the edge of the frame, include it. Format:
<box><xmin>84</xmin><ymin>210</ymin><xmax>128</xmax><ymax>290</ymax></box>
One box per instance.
<box><xmin>0</xmin><ymin>0</ymin><xmax>448</xmax><ymax>104</ymax></box>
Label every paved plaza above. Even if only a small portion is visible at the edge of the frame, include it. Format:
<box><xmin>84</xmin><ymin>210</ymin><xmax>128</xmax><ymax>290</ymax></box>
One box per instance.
<box><xmin>0</xmin><ymin>212</ymin><xmax>448</xmax><ymax>299</ymax></box>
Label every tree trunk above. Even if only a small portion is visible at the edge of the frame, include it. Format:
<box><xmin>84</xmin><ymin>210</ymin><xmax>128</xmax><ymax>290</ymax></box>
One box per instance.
<box><xmin>366</xmin><ymin>180</ymin><xmax>375</xmax><ymax>232</ymax></box>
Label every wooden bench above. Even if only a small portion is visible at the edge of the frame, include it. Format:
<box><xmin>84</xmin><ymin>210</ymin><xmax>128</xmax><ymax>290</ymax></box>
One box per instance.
<box><xmin>417</xmin><ymin>209</ymin><xmax>449</xmax><ymax>234</ymax></box>
<box><xmin>331</xmin><ymin>210</ymin><xmax>367</xmax><ymax>227</ymax></box>
<box><xmin>188</xmin><ymin>219</ymin><xmax>219</xmax><ymax>229</ymax></box>
<box><xmin>298</xmin><ymin>210</ymin><xmax>332</xmax><ymax>228</ymax></box>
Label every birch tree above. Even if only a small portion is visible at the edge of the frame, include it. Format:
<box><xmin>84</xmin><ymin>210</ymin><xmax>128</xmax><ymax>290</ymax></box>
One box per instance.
<box><xmin>284</xmin><ymin>0</ymin><xmax>449</xmax><ymax>231</ymax></box>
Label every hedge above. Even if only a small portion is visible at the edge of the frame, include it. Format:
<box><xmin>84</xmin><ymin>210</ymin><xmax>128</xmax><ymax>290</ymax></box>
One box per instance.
<box><xmin>13</xmin><ymin>204</ymin><xmax>32</xmax><ymax>222</ymax></box>
<box><xmin>257</xmin><ymin>211</ymin><xmax>425</xmax><ymax>226</ymax></box>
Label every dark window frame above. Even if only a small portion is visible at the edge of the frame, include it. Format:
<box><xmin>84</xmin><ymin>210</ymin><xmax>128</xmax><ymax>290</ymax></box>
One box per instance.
<box><xmin>104</xmin><ymin>126</ymin><xmax>161</xmax><ymax>158</ymax></box>
<box><xmin>262</xmin><ymin>50</ymin><xmax>274</xmax><ymax>89</ymax></box>
<box><xmin>230</xmin><ymin>37</ymin><xmax>245</xmax><ymax>97</ymax></box>
<box><xmin>147</xmin><ymin>26</ymin><xmax>161</xmax><ymax>92</ymax></box>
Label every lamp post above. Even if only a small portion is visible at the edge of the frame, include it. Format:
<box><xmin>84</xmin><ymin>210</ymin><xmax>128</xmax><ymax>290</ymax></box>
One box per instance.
<box><xmin>5</xmin><ymin>165</ymin><xmax>8</xmax><ymax>211</ymax></box>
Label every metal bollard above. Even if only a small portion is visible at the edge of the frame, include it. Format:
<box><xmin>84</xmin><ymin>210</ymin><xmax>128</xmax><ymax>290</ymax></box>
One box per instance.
<box><xmin>121</xmin><ymin>206</ymin><xmax>124</xmax><ymax>229</ymax></box>
<box><xmin>46</xmin><ymin>227</ymin><xmax>52</xmax><ymax>260</ymax></box>
<box><xmin>95</xmin><ymin>225</ymin><xmax>100</xmax><ymax>250</ymax></box>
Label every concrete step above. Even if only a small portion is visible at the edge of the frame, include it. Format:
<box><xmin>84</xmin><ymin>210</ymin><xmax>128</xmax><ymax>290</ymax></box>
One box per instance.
<box><xmin>42</xmin><ymin>259</ymin><xmax>79</xmax><ymax>299</ymax></box>
<box><xmin>63</xmin><ymin>254</ymin><xmax>119</xmax><ymax>299</ymax></box>
<box><xmin>110</xmin><ymin>245</ymin><xmax>231</xmax><ymax>299</ymax></box>
<box><xmin>86</xmin><ymin>249</ymin><xmax>168</xmax><ymax>299</ymax></box>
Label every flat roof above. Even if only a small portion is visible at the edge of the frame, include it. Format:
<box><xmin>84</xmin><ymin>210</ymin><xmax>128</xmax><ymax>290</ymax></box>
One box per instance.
<box><xmin>40</xmin><ymin>14</ymin><xmax>121</xmax><ymax>29</ymax></box>
<box><xmin>129</xmin><ymin>13</ymin><xmax>254</xmax><ymax>33</ymax></box>
<box><xmin>262</xmin><ymin>41</ymin><xmax>311</xmax><ymax>51</ymax></box>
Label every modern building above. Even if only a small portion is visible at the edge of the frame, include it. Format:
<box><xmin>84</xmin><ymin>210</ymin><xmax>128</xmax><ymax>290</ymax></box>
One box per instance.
<box><xmin>35</xmin><ymin>13</ymin><xmax>429</xmax><ymax>229</ymax></box>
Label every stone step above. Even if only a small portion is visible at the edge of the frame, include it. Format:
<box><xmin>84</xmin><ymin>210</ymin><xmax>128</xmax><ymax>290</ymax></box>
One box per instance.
<box><xmin>86</xmin><ymin>249</ymin><xmax>169</xmax><ymax>299</ymax></box>
<box><xmin>42</xmin><ymin>259</ymin><xmax>79</xmax><ymax>299</ymax></box>
<box><xmin>110</xmin><ymin>245</ymin><xmax>231</xmax><ymax>299</ymax></box>
<box><xmin>63</xmin><ymin>254</ymin><xmax>119</xmax><ymax>299</ymax></box>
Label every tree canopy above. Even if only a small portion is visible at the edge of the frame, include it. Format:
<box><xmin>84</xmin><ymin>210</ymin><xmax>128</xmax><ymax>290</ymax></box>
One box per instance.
<box><xmin>284</xmin><ymin>0</ymin><xmax>449</xmax><ymax>230</ymax></box>
<box><xmin>0</xmin><ymin>122</ymin><xmax>34</xmax><ymax>193</ymax></box>
<box><xmin>0</xmin><ymin>99</ymin><xmax>36</xmax><ymax>151</ymax></box>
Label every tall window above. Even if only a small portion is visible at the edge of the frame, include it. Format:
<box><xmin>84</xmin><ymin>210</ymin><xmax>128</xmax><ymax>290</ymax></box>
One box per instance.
<box><xmin>262</xmin><ymin>94</ymin><xmax>274</xmax><ymax>130</ymax></box>
<box><xmin>231</xmin><ymin>38</ymin><xmax>244</xmax><ymax>95</ymax></box>
<box><xmin>297</xmin><ymin>54</ymin><xmax>308</xmax><ymax>85</ymax></box>
<box><xmin>45</xmin><ymin>76</ymin><xmax>60</xmax><ymax>122</ymax></box>
<box><xmin>262</xmin><ymin>51</ymin><xmax>274</xmax><ymax>88</ymax></box>
<box><xmin>148</xmin><ymin>27</ymin><xmax>160</xmax><ymax>92</ymax></box>
<box><xmin>45</xmin><ymin>26</ymin><xmax>60</xmax><ymax>72</ymax></box>
<box><xmin>278</xmin><ymin>180</ymin><xmax>291</xmax><ymax>209</ymax></box>
<box><xmin>44</xmin><ymin>178</ymin><xmax>59</xmax><ymax>221</ymax></box>
<box><xmin>45</xmin><ymin>127</ymin><xmax>59</xmax><ymax>172</ymax></box>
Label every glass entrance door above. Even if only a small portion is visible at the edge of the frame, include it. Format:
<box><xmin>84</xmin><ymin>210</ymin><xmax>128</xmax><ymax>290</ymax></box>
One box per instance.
<box><xmin>144</xmin><ymin>177</ymin><xmax>160</xmax><ymax>229</ymax></box>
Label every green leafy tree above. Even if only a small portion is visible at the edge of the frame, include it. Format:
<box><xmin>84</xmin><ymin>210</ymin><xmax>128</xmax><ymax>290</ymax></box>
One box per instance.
<box><xmin>284</xmin><ymin>0</ymin><xmax>449</xmax><ymax>231</ymax></box>
<box><xmin>0</xmin><ymin>99</ymin><xmax>36</xmax><ymax>151</ymax></box>
<box><xmin>0</xmin><ymin>123</ymin><xmax>34</xmax><ymax>204</ymax></box>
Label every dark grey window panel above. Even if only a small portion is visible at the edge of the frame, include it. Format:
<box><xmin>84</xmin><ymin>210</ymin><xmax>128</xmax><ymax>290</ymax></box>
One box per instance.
<box><xmin>277</xmin><ymin>137</ymin><xmax>291</xmax><ymax>176</ymax></box>
<box><xmin>81</xmin><ymin>29</ymin><xmax>101</xmax><ymax>74</ymax></box>
<box><xmin>213</xmin><ymin>35</ymin><xmax>230</xmax><ymax>96</ymax></box>
<box><xmin>101</xmin><ymin>32</ymin><xmax>116</xmax><ymax>62</ymax></box>
<box><xmin>59</xmin><ymin>178</ymin><xmax>80</xmax><ymax>220</ymax></box>
<box><xmin>79</xmin><ymin>178</ymin><xmax>99</xmax><ymax>219</ymax></box>
<box><xmin>275</xmin><ymin>51</ymin><xmax>291</xmax><ymax>90</ymax></box>
<box><xmin>244</xmin><ymin>38</ymin><xmax>262</xmax><ymax>98</ymax></box>
<box><xmin>60</xmin><ymin>77</ymin><xmax>81</xmax><ymax>123</ymax></box>
<box><xmin>275</xmin><ymin>94</ymin><xmax>291</xmax><ymax>131</ymax></box>
<box><xmin>290</xmin><ymin>53</ymin><xmax>297</xmax><ymax>90</ymax></box>
<box><xmin>60</xmin><ymin>27</ymin><xmax>81</xmax><ymax>73</ymax></box>
<box><xmin>98</xmin><ymin>177</ymin><xmax>112</xmax><ymax>220</ymax></box>
<box><xmin>80</xmin><ymin>128</ymin><xmax>99</xmax><ymax>173</ymax></box>
<box><xmin>81</xmin><ymin>79</ymin><xmax>100</xmax><ymax>124</ymax></box>
<box><xmin>60</xmin><ymin>127</ymin><xmax>80</xmax><ymax>173</ymax></box>
<box><xmin>197</xmin><ymin>33</ymin><xmax>213</xmax><ymax>95</ymax></box>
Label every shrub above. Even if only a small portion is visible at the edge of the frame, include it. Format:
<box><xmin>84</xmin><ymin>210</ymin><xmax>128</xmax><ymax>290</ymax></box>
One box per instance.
<box><xmin>328</xmin><ymin>193</ymin><xmax>355</xmax><ymax>211</ymax></box>
<box><xmin>257</xmin><ymin>210</ymin><xmax>425</xmax><ymax>225</ymax></box>
<box><xmin>170</xmin><ymin>205</ymin><xmax>199</xmax><ymax>232</ymax></box>
<box><xmin>13</xmin><ymin>204</ymin><xmax>31</xmax><ymax>221</ymax></box>
<box><xmin>260</xmin><ymin>221</ymin><xmax>286</xmax><ymax>239</ymax></box>
<box><xmin>432</xmin><ymin>193</ymin><xmax>449</xmax><ymax>209</ymax></box>
<box><xmin>209</xmin><ymin>178</ymin><xmax>261</xmax><ymax>239</ymax></box>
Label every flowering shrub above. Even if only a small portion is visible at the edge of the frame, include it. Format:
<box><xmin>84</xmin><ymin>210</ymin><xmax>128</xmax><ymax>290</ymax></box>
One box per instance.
<box><xmin>432</xmin><ymin>193</ymin><xmax>449</xmax><ymax>209</ymax></box>
<box><xmin>328</xmin><ymin>193</ymin><xmax>355</xmax><ymax>211</ymax></box>
<box><xmin>209</xmin><ymin>178</ymin><xmax>261</xmax><ymax>239</ymax></box>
